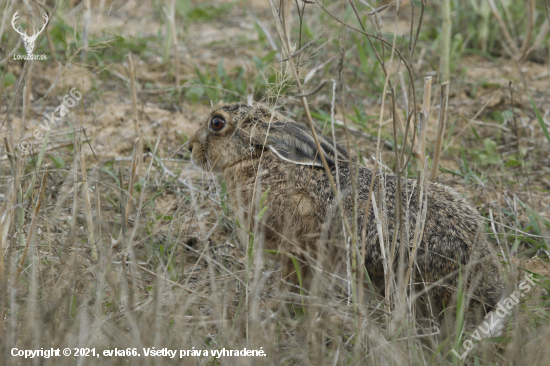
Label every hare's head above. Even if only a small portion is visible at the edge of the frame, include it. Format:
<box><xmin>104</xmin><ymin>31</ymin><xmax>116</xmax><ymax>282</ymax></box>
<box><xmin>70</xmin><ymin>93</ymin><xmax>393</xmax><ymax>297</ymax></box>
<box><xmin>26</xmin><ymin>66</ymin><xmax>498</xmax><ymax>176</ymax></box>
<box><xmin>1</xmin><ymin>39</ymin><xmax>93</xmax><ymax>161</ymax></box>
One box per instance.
<box><xmin>187</xmin><ymin>103</ymin><xmax>348</xmax><ymax>172</ymax></box>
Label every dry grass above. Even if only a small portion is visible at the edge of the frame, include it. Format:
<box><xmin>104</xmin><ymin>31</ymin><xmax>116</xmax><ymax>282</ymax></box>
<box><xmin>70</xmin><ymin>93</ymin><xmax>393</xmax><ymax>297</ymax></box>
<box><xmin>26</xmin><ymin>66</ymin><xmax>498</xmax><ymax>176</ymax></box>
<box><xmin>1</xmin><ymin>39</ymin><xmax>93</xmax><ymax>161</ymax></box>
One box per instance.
<box><xmin>1</xmin><ymin>0</ymin><xmax>550</xmax><ymax>365</ymax></box>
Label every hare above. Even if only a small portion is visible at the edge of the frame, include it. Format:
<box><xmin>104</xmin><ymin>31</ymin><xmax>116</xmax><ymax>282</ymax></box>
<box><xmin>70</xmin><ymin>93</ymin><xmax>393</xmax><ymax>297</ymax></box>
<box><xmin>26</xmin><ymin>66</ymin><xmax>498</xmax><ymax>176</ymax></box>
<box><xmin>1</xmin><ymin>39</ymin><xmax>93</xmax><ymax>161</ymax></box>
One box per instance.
<box><xmin>187</xmin><ymin>102</ymin><xmax>504</xmax><ymax>328</ymax></box>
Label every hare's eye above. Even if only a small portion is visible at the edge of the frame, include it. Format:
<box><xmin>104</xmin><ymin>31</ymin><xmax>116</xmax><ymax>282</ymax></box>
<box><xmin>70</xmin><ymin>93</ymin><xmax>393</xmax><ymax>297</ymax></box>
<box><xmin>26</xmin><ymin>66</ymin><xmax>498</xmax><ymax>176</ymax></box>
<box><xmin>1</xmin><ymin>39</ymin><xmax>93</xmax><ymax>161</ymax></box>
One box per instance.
<box><xmin>211</xmin><ymin>117</ymin><xmax>226</xmax><ymax>131</ymax></box>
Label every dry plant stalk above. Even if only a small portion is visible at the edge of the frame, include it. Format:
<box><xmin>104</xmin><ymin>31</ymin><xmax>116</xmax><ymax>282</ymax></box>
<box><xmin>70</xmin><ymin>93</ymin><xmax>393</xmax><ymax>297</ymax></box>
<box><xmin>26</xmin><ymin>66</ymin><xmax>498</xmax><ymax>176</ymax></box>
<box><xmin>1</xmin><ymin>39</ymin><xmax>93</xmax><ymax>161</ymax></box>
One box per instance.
<box><xmin>0</xmin><ymin>138</ymin><xmax>17</xmax><ymax>283</ymax></box>
<box><xmin>126</xmin><ymin>133</ymin><xmax>163</xmax><ymax>255</ymax></box>
<box><xmin>69</xmin><ymin>133</ymin><xmax>80</xmax><ymax>240</ymax></box>
<box><xmin>358</xmin><ymin>158</ymin><xmax>378</xmax><ymax>309</ymax></box>
<box><xmin>280</xmin><ymin>0</ymin><xmax>292</xmax><ymax>46</ymax></box>
<box><xmin>24</xmin><ymin>16</ymin><xmax>34</xmax><ymax>123</ymax></box>
<box><xmin>169</xmin><ymin>0</ymin><xmax>180</xmax><ymax>86</ymax></box>
<box><xmin>81</xmin><ymin>0</ymin><xmax>91</xmax><ymax>62</ymax></box>
<box><xmin>430</xmin><ymin>81</ymin><xmax>450</xmax><ymax>181</ymax></box>
<box><xmin>388</xmin><ymin>89</ymin><xmax>407</xmax><ymax>329</ymax></box>
<box><xmin>118</xmin><ymin>168</ymin><xmax>127</xmax><ymax>242</ymax></box>
<box><xmin>0</xmin><ymin>211</ymin><xmax>7</xmax><ymax>284</ymax></box>
<box><xmin>118</xmin><ymin>138</ymin><xmax>140</xmax><ymax>240</ymax></box>
<box><xmin>0</xmin><ymin>0</ymin><xmax>15</xmax><ymax>42</ymax></box>
<box><xmin>520</xmin><ymin>0</ymin><xmax>535</xmax><ymax>54</ymax></box>
<box><xmin>489</xmin><ymin>208</ymin><xmax>508</xmax><ymax>264</ymax></box>
<box><xmin>22</xmin><ymin>64</ymin><xmax>33</xmax><ymax>139</ymax></box>
<box><xmin>486</xmin><ymin>0</ymin><xmax>541</xmax><ymax>61</ymax></box>
<box><xmin>370</xmin><ymin>189</ymin><xmax>390</xmax><ymax>312</ymax></box>
<box><xmin>20</xmin><ymin>84</ymin><xmax>28</xmax><ymax>142</ymax></box>
<box><xmin>128</xmin><ymin>54</ymin><xmax>143</xmax><ymax>170</ymax></box>
<box><xmin>120</xmin><ymin>134</ymin><xmax>163</xmax><ymax>311</ymax></box>
<box><xmin>162</xmin><ymin>0</ymin><xmax>180</xmax><ymax>86</ymax></box>
<box><xmin>404</xmin><ymin>158</ymin><xmax>429</xmax><ymax>289</ymax></box>
<box><xmin>0</xmin><ymin>137</ymin><xmax>19</xmax><ymax>343</ymax></box>
<box><xmin>398</xmin><ymin>71</ymin><xmax>409</xmax><ymax>112</ymax></box>
<box><xmin>77</xmin><ymin>137</ymin><xmax>97</xmax><ymax>260</ymax></box>
<box><xmin>268</xmin><ymin>0</ymin><xmax>353</xmax><ymax>241</ymax></box>
<box><xmin>97</xmin><ymin>0</ymin><xmax>106</xmax><ymax>26</ymax></box>
<box><xmin>16</xmin><ymin>166</ymin><xmax>50</xmax><ymax>280</ymax></box>
<box><xmin>45</xmin><ymin>26</ymin><xmax>57</xmax><ymax>62</ymax></box>
<box><xmin>1</xmin><ymin>61</ymin><xmax>29</xmax><ymax>136</ymax></box>
<box><xmin>440</xmin><ymin>0</ymin><xmax>451</xmax><ymax>82</ymax></box>
<box><xmin>415</xmin><ymin>76</ymin><xmax>432</xmax><ymax>169</ymax></box>
<box><xmin>486</xmin><ymin>0</ymin><xmax>519</xmax><ymax>56</ymax></box>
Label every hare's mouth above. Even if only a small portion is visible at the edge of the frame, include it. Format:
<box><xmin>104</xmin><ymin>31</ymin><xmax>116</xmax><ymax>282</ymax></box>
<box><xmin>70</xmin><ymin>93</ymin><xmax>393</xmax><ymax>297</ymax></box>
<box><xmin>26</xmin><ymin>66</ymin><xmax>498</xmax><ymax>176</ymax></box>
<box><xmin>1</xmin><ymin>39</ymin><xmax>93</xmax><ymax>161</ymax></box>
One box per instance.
<box><xmin>191</xmin><ymin>152</ymin><xmax>221</xmax><ymax>173</ymax></box>
<box><xmin>189</xmin><ymin>153</ymin><xmax>206</xmax><ymax>170</ymax></box>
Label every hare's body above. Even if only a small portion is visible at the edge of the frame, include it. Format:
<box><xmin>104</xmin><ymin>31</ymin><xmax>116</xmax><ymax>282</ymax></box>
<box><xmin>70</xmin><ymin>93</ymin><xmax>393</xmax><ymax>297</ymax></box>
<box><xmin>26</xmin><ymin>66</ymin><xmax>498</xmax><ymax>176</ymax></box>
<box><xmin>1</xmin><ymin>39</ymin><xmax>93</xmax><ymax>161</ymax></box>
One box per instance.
<box><xmin>188</xmin><ymin>103</ymin><xmax>503</xmax><ymax>327</ymax></box>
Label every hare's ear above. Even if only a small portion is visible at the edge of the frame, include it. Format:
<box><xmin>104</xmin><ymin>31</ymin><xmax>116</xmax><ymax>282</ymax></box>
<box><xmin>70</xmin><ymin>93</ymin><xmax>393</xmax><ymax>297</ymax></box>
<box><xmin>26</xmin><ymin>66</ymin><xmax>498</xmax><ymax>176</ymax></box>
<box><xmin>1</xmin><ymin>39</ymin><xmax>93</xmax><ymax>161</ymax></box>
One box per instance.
<box><xmin>260</xmin><ymin>122</ymin><xmax>346</xmax><ymax>168</ymax></box>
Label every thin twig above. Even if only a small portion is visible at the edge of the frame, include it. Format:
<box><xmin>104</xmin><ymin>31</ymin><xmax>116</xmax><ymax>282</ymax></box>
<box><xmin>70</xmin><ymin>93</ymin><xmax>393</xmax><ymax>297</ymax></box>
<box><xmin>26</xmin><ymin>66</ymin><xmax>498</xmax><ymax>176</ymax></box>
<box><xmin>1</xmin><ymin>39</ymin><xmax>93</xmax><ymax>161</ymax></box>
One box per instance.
<box><xmin>430</xmin><ymin>81</ymin><xmax>450</xmax><ymax>181</ymax></box>
<box><xmin>69</xmin><ymin>132</ymin><xmax>80</xmax><ymax>241</ymax></box>
<box><xmin>251</xmin><ymin>13</ymin><xmax>280</xmax><ymax>61</ymax></box>
<box><xmin>0</xmin><ymin>39</ymin><xmax>22</xmax><ymax>66</ymax></box>
<box><xmin>370</xmin><ymin>189</ymin><xmax>389</xmax><ymax>313</ymax></box>
<box><xmin>118</xmin><ymin>138</ymin><xmax>140</xmax><ymax>240</ymax></box>
<box><xmin>414</xmin><ymin>77</ymin><xmax>432</xmax><ymax>169</ymax></box>
<box><xmin>404</xmin><ymin>158</ymin><xmax>429</xmax><ymax>289</ymax></box>
<box><xmin>486</xmin><ymin>0</ymin><xmax>520</xmax><ymax>56</ymax></box>
<box><xmin>398</xmin><ymin>71</ymin><xmax>408</xmax><ymax>112</ymax></box>
<box><xmin>362</xmin><ymin>4</ymin><xmax>389</xmax><ymax>16</ymax></box>
<box><xmin>268</xmin><ymin>0</ymin><xmax>354</xmax><ymax>243</ymax></box>
<box><xmin>295</xmin><ymin>79</ymin><xmax>328</xmax><ymax>97</ymax></box>
<box><xmin>126</xmin><ymin>133</ymin><xmax>163</xmax><ymax>254</ymax></box>
<box><xmin>16</xmin><ymin>166</ymin><xmax>50</xmax><ymax>280</ymax></box>
<box><xmin>508</xmin><ymin>82</ymin><xmax>535</xmax><ymax>209</ymax></box>
<box><xmin>520</xmin><ymin>16</ymin><xmax>550</xmax><ymax>62</ymax></box>
<box><xmin>81</xmin><ymin>0</ymin><xmax>91</xmax><ymax>62</ymax></box>
<box><xmin>78</xmin><ymin>137</ymin><xmax>97</xmax><ymax>260</ymax></box>
<box><xmin>128</xmin><ymin>53</ymin><xmax>143</xmax><ymax>171</ymax></box>
<box><xmin>520</xmin><ymin>0</ymin><xmax>535</xmax><ymax>56</ymax></box>
<box><xmin>440</xmin><ymin>0</ymin><xmax>451</xmax><ymax>82</ymax></box>
<box><xmin>281</xmin><ymin>29</ymin><xmax>328</xmax><ymax>61</ymax></box>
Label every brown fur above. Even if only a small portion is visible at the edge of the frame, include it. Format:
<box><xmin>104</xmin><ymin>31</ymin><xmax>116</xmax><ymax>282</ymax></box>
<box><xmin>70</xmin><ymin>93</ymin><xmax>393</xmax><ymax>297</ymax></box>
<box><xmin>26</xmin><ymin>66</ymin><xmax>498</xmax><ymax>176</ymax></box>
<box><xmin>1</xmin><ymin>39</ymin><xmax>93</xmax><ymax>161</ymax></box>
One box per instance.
<box><xmin>188</xmin><ymin>103</ymin><xmax>504</xmax><ymax>328</ymax></box>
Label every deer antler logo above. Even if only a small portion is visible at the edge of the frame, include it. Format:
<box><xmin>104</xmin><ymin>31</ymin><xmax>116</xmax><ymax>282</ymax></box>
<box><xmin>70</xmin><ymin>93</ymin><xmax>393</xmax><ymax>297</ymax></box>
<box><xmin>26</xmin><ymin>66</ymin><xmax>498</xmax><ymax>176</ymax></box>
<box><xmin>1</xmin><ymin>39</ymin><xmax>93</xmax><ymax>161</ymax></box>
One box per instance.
<box><xmin>11</xmin><ymin>11</ymin><xmax>49</xmax><ymax>55</ymax></box>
